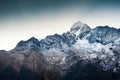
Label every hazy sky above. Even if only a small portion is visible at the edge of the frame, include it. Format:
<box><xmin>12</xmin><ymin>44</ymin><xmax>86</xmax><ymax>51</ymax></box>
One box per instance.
<box><xmin>0</xmin><ymin>0</ymin><xmax>120</xmax><ymax>50</ymax></box>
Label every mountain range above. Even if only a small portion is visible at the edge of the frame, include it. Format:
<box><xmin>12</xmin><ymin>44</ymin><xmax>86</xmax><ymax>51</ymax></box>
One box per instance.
<box><xmin>0</xmin><ymin>21</ymin><xmax>120</xmax><ymax>80</ymax></box>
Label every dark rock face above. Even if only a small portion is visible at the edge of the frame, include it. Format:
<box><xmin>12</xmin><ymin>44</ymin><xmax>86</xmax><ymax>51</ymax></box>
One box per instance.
<box><xmin>86</xmin><ymin>26</ymin><xmax>120</xmax><ymax>45</ymax></box>
<box><xmin>16</xmin><ymin>37</ymin><xmax>40</xmax><ymax>50</ymax></box>
<box><xmin>62</xmin><ymin>60</ymin><xmax>114</xmax><ymax>80</ymax></box>
<box><xmin>0</xmin><ymin>49</ymin><xmax>61</xmax><ymax>80</ymax></box>
<box><xmin>0</xmin><ymin>21</ymin><xmax>120</xmax><ymax>80</ymax></box>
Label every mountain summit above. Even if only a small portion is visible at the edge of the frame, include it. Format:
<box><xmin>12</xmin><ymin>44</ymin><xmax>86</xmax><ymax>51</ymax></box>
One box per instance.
<box><xmin>70</xmin><ymin>21</ymin><xmax>91</xmax><ymax>37</ymax></box>
<box><xmin>0</xmin><ymin>21</ymin><xmax>120</xmax><ymax>80</ymax></box>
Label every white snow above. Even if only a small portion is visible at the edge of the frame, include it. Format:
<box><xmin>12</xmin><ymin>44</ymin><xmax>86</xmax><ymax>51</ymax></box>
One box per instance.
<box><xmin>89</xmin><ymin>54</ymin><xmax>97</xmax><ymax>58</ymax></box>
<box><xmin>43</xmin><ymin>48</ymin><xmax>67</xmax><ymax>64</ymax></box>
<box><xmin>70</xmin><ymin>21</ymin><xmax>85</xmax><ymax>36</ymax></box>
<box><xmin>74</xmin><ymin>24</ymin><xmax>83</xmax><ymax>36</ymax></box>
<box><xmin>73</xmin><ymin>39</ymin><xmax>114</xmax><ymax>59</ymax></box>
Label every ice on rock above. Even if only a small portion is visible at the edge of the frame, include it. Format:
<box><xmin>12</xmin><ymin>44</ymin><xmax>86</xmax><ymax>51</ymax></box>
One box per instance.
<box><xmin>73</xmin><ymin>39</ymin><xmax>114</xmax><ymax>60</ymax></box>
<box><xmin>43</xmin><ymin>48</ymin><xmax>67</xmax><ymax>65</ymax></box>
<box><xmin>70</xmin><ymin>21</ymin><xmax>91</xmax><ymax>37</ymax></box>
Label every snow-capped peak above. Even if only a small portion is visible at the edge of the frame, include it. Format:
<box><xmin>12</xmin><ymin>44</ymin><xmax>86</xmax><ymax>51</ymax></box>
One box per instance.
<box><xmin>70</xmin><ymin>21</ymin><xmax>91</xmax><ymax>36</ymax></box>
<box><xmin>13</xmin><ymin>21</ymin><xmax>120</xmax><ymax>73</ymax></box>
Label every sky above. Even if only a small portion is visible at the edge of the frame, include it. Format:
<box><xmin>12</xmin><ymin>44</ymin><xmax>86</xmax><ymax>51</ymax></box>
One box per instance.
<box><xmin>0</xmin><ymin>0</ymin><xmax>120</xmax><ymax>50</ymax></box>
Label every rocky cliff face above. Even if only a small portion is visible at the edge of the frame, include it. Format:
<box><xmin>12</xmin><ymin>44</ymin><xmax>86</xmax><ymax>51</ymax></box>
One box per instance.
<box><xmin>0</xmin><ymin>21</ymin><xmax>120</xmax><ymax>80</ymax></box>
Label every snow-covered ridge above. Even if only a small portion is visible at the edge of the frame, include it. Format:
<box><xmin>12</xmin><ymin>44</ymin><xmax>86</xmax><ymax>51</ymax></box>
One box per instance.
<box><xmin>14</xmin><ymin>21</ymin><xmax>120</xmax><ymax>73</ymax></box>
